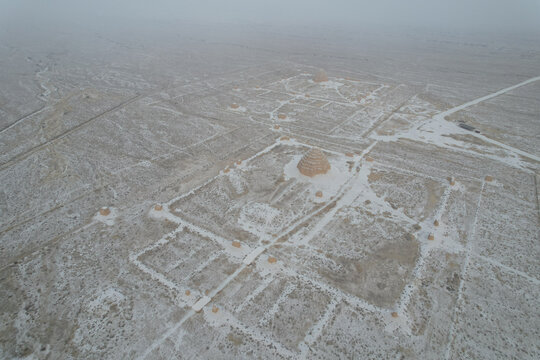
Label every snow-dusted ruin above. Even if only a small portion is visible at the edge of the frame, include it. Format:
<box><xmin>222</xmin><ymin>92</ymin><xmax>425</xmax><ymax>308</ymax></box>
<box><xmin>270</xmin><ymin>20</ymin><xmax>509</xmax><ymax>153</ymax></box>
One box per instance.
<box><xmin>1</xmin><ymin>17</ymin><xmax>539</xmax><ymax>360</ymax></box>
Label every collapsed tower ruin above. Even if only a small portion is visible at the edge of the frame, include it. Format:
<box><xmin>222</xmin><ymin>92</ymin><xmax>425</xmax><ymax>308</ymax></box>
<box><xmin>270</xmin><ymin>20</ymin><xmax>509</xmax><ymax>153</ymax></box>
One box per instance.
<box><xmin>297</xmin><ymin>148</ymin><xmax>331</xmax><ymax>177</ymax></box>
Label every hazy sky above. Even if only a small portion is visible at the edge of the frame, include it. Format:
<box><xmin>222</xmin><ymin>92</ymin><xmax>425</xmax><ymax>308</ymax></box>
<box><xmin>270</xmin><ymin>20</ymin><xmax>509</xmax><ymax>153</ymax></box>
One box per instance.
<box><xmin>2</xmin><ymin>0</ymin><xmax>540</xmax><ymax>33</ymax></box>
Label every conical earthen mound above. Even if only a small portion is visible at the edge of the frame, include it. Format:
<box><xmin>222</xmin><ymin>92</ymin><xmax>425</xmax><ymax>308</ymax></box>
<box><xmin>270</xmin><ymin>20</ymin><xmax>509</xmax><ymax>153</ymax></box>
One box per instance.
<box><xmin>297</xmin><ymin>148</ymin><xmax>331</xmax><ymax>177</ymax></box>
<box><xmin>314</xmin><ymin>69</ymin><xmax>328</xmax><ymax>83</ymax></box>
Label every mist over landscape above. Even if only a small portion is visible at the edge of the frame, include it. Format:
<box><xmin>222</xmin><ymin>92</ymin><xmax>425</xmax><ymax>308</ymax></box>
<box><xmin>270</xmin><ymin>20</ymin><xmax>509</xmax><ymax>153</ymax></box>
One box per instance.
<box><xmin>1</xmin><ymin>1</ymin><xmax>539</xmax><ymax>359</ymax></box>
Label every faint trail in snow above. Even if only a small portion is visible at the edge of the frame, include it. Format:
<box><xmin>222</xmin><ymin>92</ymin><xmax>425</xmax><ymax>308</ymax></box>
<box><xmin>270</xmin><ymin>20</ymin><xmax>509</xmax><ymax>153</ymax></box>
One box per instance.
<box><xmin>375</xmin><ymin>161</ymin><xmax>454</xmax><ymax>183</ymax></box>
<box><xmin>234</xmin><ymin>275</ymin><xmax>275</xmax><ymax>313</ymax></box>
<box><xmin>468</xmin><ymin>130</ymin><xmax>540</xmax><ymax>163</ymax></box>
<box><xmin>0</xmin><ymin>220</ymin><xmax>96</xmax><ymax>273</ymax></box>
<box><xmin>371</xmin><ymin>75</ymin><xmax>540</xmax><ymax>169</ymax></box>
<box><xmin>469</xmin><ymin>252</ymin><xmax>540</xmax><ymax>285</ymax></box>
<box><xmin>535</xmin><ymin>174</ymin><xmax>540</xmax><ymax>221</ymax></box>
<box><xmin>394</xmin><ymin>182</ymin><xmax>455</xmax><ymax>326</ymax></box>
<box><xmin>136</xmin><ymin>308</ymin><xmax>195</xmax><ymax>360</ymax></box>
<box><xmin>360</xmin><ymin>94</ymin><xmax>416</xmax><ymax>138</ymax></box>
<box><xmin>413</xmin><ymin>238</ymin><xmax>540</xmax><ymax>286</ymax></box>
<box><xmin>430</xmin><ymin>76</ymin><xmax>540</xmax><ymax>162</ymax></box>
<box><xmin>434</xmin><ymin>76</ymin><xmax>540</xmax><ymax>121</ymax></box>
<box><xmin>444</xmin><ymin>180</ymin><xmax>486</xmax><ymax>360</ymax></box>
<box><xmin>219</xmin><ymin>312</ymin><xmax>297</xmax><ymax>358</ymax></box>
<box><xmin>0</xmin><ymin>106</ymin><xmax>48</xmax><ymax>134</ymax></box>
<box><xmin>36</xmin><ymin>66</ymin><xmax>53</xmax><ymax>101</ymax></box>
<box><xmin>0</xmin><ymin>93</ymin><xmax>143</xmax><ymax>170</ymax></box>
<box><xmin>258</xmin><ymin>283</ymin><xmax>296</xmax><ymax>326</ymax></box>
<box><xmin>280</xmin><ymin>266</ymin><xmax>384</xmax><ymax>315</ymax></box>
<box><xmin>328</xmin><ymin>106</ymin><xmax>366</xmax><ymax>135</ymax></box>
<box><xmin>298</xmin><ymin>298</ymin><xmax>339</xmax><ymax>359</ymax></box>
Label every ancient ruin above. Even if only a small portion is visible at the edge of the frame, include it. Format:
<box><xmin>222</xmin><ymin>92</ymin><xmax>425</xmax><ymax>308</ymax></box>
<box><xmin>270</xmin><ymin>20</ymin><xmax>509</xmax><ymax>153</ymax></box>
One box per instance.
<box><xmin>2</xmin><ymin>16</ymin><xmax>539</xmax><ymax>359</ymax></box>
<box><xmin>313</xmin><ymin>69</ymin><xmax>328</xmax><ymax>82</ymax></box>
<box><xmin>297</xmin><ymin>147</ymin><xmax>331</xmax><ymax>177</ymax></box>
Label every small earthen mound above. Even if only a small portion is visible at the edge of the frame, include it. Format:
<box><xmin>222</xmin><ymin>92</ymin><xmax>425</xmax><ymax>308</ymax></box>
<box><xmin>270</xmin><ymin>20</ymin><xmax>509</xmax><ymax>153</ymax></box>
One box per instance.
<box><xmin>449</xmin><ymin>176</ymin><xmax>456</xmax><ymax>186</ymax></box>
<box><xmin>236</xmin><ymin>160</ymin><xmax>242</xmax><ymax>165</ymax></box>
<box><xmin>485</xmin><ymin>175</ymin><xmax>493</xmax><ymax>182</ymax></box>
<box><xmin>223</xmin><ymin>168</ymin><xmax>230</xmax><ymax>173</ymax></box>
<box><xmin>391</xmin><ymin>312</ymin><xmax>399</xmax><ymax>318</ymax></box>
<box><xmin>99</xmin><ymin>207</ymin><xmax>111</xmax><ymax>216</ymax></box>
<box><xmin>154</xmin><ymin>204</ymin><xmax>163</xmax><ymax>211</ymax></box>
<box><xmin>315</xmin><ymin>191</ymin><xmax>323</xmax><ymax>198</ymax></box>
<box><xmin>345</xmin><ymin>152</ymin><xmax>354</xmax><ymax>157</ymax></box>
<box><xmin>297</xmin><ymin>148</ymin><xmax>331</xmax><ymax>177</ymax></box>
<box><xmin>268</xmin><ymin>256</ymin><xmax>277</xmax><ymax>264</ymax></box>
<box><xmin>185</xmin><ymin>290</ymin><xmax>191</xmax><ymax>296</ymax></box>
<box><xmin>314</xmin><ymin>69</ymin><xmax>328</xmax><ymax>83</ymax></box>
<box><xmin>278</xmin><ymin>114</ymin><xmax>287</xmax><ymax>119</ymax></box>
<box><xmin>365</xmin><ymin>156</ymin><xmax>374</xmax><ymax>162</ymax></box>
<box><xmin>212</xmin><ymin>306</ymin><xmax>219</xmax><ymax>313</ymax></box>
<box><xmin>428</xmin><ymin>233</ymin><xmax>435</xmax><ymax>241</ymax></box>
<box><xmin>230</xmin><ymin>103</ymin><xmax>239</xmax><ymax>109</ymax></box>
<box><xmin>280</xmin><ymin>136</ymin><xmax>290</xmax><ymax>141</ymax></box>
<box><xmin>434</xmin><ymin>219</ymin><xmax>439</xmax><ymax>227</ymax></box>
<box><xmin>232</xmin><ymin>240</ymin><xmax>241</xmax><ymax>248</ymax></box>
<box><xmin>274</xmin><ymin>124</ymin><xmax>280</xmax><ymax>130</ymax></box>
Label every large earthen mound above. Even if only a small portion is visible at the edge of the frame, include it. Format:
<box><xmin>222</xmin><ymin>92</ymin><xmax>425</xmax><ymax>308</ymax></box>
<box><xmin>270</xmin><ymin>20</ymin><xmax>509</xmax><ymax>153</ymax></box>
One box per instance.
<box><xmin>297</xmin><ymin>148</ymin><xmax>331</xmax><ymax>177</ymax></box>
<box><xmin>314</xmin><ymin>69</ymin><xmax>328</xmax><ymax>83</ymax></box>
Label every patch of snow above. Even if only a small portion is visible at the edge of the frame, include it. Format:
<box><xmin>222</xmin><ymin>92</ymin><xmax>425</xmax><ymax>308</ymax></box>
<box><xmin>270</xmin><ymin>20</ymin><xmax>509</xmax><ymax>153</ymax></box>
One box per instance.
<box><xmin>243</xmin><ymin>246</ymin><xmax>266</xmax><ymax>265</ymax></box>
<box><xmin>227</xmin><ymin>170</ymin><xmax>248</xmax><ymax>195</ymax></box>
<box><xmin>320</xmin><ymin>80</ymin><xmax>344</xmax><ymax>90</ymax></box>
<box><xmin>238</xmin><ymin>202</ymin><xmax>281</xmax><ymax>239</ymax></box>
<box><xmin>192</xmin><ymin>296</ymin><xmax>211</xmax><ymax>312</ymax></box>
<box><xmin>283</xmin><ymin>154</ymin><xmax>351</xmax><ymax>201</ymax></box>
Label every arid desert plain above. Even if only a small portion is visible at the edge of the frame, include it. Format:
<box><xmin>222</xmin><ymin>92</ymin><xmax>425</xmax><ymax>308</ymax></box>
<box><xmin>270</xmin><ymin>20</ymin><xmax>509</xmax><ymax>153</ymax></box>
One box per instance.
<box><xmin>1</xmin><ymin>20</ymin><xmax>539</xmax><ymax>359</ymax></box>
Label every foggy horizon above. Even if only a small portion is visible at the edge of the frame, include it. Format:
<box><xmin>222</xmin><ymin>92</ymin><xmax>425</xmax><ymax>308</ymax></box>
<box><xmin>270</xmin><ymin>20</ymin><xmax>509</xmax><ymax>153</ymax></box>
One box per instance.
<box><xmin>1</xmin><ymin>1</ymin><xmax>539</xmax><ymax>359</ymax></box>
<box><xmin>2</xmin><ymin>0</ymin><xmax>540</xmax><ymax>35</ymax></box>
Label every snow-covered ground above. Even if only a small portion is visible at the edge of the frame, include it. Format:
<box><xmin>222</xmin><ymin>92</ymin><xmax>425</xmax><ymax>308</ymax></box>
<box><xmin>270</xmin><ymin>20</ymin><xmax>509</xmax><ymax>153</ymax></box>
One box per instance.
<box><xmin>1</xmin><ymin>23</ymin><xmax>539</xmax><ymax>359</ymax></box>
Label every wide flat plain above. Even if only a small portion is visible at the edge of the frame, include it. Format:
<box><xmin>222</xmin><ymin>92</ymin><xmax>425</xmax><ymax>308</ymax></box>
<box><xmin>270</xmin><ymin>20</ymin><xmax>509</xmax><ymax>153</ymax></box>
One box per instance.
<box><xmin>1</xmin><ymin>23</ymin><xmax>539</xmax><ymax>359</ymax></box>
